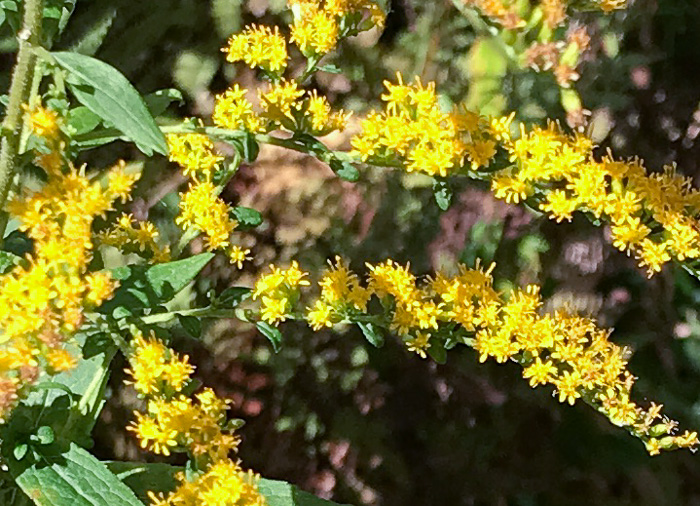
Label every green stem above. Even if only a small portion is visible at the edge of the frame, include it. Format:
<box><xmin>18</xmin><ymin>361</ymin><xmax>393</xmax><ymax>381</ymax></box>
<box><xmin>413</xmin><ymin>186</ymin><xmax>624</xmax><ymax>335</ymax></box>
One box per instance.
<box><xmin>139</xmin><ymin>306</ymin><xmax>245</xmax><ymax>326</ymax></box>
<box><xmin>0</xmin><ymin>0</ymin><xmax>44</xmax><ymax>245</ymax></box>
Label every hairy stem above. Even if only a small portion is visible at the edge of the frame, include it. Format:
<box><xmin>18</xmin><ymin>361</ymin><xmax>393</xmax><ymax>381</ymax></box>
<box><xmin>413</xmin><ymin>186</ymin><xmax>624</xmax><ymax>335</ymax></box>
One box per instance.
<box><xmin>0</xmin><ymin>0</ymin><xmax>44</xmax><ymax>245</ymax></box>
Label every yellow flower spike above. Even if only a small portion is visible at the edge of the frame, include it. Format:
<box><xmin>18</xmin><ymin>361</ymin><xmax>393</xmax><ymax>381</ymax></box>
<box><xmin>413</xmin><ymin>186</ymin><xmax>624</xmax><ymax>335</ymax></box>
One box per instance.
<box><xmin>290</xmin><ymin>6</ymin><xmax>339</xmax><ymax>56</ymax></box>
<box><xmin>213</xmin><ymin>85</ymin><xmax>265</xmax><ymax>133</ymax></box>
<box><xmin>84</xmin><ymin>271</ymin><xmax>118</xmax><ymax>307</ymax></box>
<box><xmin>166</xmin><ymin>132</ymin><xmax>223</xmax><ymax>181</ymax></box>
<box><xmin>304</xmin><ymin>90</ymin><xmax>350</xmax><ymax>136</ymax></box>
<box><xmin>176</xmin><ymin>182</ymin><xmax>237</xmax><ymax>251</ymax></box>
<box><xmin>224</xmin><ymin>24</ymin><xmax>288</xmax><ymax>74</ymax></box>
<box><xmin>106</xmin><ymin>160</ymin><xmax>140</xmax><ymax>203</ymax></box>
<box><xmin>253</xmin><ymin>257</ymin><xmax>695</xmax><ymax>455</ymax></box>
<box><xmin>259</xmin><ymin>80</ymin><xmax>305</xmax><ymax>127</ymax></box>
<box><xmin>253</xmin><ymin>265</ymin><xmax>286</xmax><ymax>299</ymax></box>
<box><xmin>128</xmin><ymin>411</ymin><xmax>179</xmax><ymax>456</ymax></box>
<box><xmin>353</xmin><ymin>73</ymin><xmax>498</xmax><ymax>176</ymax></box>
<box><xmin>523</xmin><ymin>358</ymin><xmax>558</xmax><ymax>387</ymax></box>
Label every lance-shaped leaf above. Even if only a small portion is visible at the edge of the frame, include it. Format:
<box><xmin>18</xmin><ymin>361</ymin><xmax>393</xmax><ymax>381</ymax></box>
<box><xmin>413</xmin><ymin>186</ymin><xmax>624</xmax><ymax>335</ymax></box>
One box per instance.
<box><xmin>52</xmin><ymin>51</ymin><xmax>168</xmax><ymax>155</ymax></box>
<box><xmin>9</xmin><ymin>443</ymin><xmax>143</xmax><ymax>506</ymax></box>
<box><xmin>100</xmin><ymin>252</ymin><xmax>214</xmax><ymax>315</ymax></box>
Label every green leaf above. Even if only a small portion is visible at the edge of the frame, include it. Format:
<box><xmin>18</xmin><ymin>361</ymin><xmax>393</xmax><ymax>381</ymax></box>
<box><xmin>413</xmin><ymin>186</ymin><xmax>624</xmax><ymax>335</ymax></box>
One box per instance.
<box><xmin>72</xmin><ymin>127</ymin><xmax>122</xmax><ymax>149</ymax></box>
<box><xmin>231</xmin><ymin>206</ymin><xmax>263</xmax><ymax>230</ymax></box>
<box><xmin>34</xmin><ymin>426</ymin><xmax>55</xmax><ymax>445</ymax></box>
<box><xmin>242</xmin><ymin>132</ymin><xmax>259</xmax><ymax>162</ymax></box>
<box><xmin>5</xmin><ymin>331</ymin><xmax>117</xmax><ymax>447</ymax></box>
<box><xmin>317</xmin><ymin>64</ymin><xmax>342</xmax><ymax>74</ymax></box>
<box><xmin>66</xmin><ymin>106</ymin><xmax>101</xmax><ymax>136</ymax></box>
<box><xmin>357</xmin><ymin>322</ymin><xmax>384</xmax><ymax>348</ymax></box>
<box><xmin>215</xmin><ymin>286</ymin><xmax>252</xmax><ymax>308</ymax></box>
<box><xmin>258</xmin><ymin>478</ymin><xmax>350</xmax><ymax>506</ymax></box>
<box><xmin>427</xmin><ymin>338</ymin><xmax>447</xmax><ymax>364</ymax></box>
<box><xmin>0</xmin><ymin>250</ymin><xmax>20</xmax><ymax>274</ymax></box>
<box><xmin>144</xmin><ymin>88</ymin><xmax>184</xmax><ymax>117</ymax></box>
<box><xmin>52</xmin><ymin>51</ymin><xmax>167</xmax><ymax>156</ymax></box>
<box><xmin>100</xmin><ymin>252</ymin><xmax>214</xmax><ymax>315</ymax></box>
<box><xmin>3</xmin><ymin>229</ymin><xmax>32</xmax><ymax>257</ymax></box>
<box><xmin>256</xmin><ymin>321</ymin><xmax>282</xmax><ymax>352</ymax></box>
<box><xmin>105</xmin><ymin>461</ymin><xmax>181</xmax><ymax>503</ymax></box>
<box><xmin>329</xmin><ymin>159</ymin><xmax>359</xmax><ymax>182</ymax></box>
<box><xmin>177</xmin><ymin>314</ymin><xmax>202</xmax><ymax>338</ymax></box>
<box><xmin>433</xmin><ymin>179</ymin><xmax>453</xmax><ymax>211</ymax></box>
<box><xmin>9</xmin><ymin>443</ymin><xmax>144</xmax><ymax>506</ymax></box>
<box><xmin>13</xmin><ymin>444</ymin><xmax>28</xmax><ymax>461</ymax></box>
<box><xmin>66</xmin><ymin>7</ymin><xmax>116</xmax><ymax>56</ymax></box>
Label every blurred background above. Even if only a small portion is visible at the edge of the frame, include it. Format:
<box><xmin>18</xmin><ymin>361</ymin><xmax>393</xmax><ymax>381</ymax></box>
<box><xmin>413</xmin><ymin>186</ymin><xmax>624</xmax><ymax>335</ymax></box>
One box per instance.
<box><xmin>5</xmin><ymin>0</ymin><xmax>700</xmax><ymax>503</ymax></box>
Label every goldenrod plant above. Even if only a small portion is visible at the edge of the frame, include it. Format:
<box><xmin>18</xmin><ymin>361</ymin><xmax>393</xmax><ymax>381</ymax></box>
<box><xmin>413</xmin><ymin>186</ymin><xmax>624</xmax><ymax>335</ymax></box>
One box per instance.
<box><xmin>0</xmin><ymin>0</ymin><xmax>698</xmax><ymax>505</ymax></box>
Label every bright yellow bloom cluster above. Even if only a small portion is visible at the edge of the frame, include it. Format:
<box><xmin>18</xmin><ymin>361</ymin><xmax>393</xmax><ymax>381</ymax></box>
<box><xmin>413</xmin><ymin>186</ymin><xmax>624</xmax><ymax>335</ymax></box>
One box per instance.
<box><xmin>166</xmin><ymin>134</ymin><xmax>250</xmax><ymax>267</ymax></box>
<box><xmin>351</xmin><ymin>73</ymin><xmax>499</xmax><ymax>177</ymax></box>
<box><xmin>98</xmin><ymin>213</ymin><xmax>171</xmax><ymax>263</ymax></box>
<box><xmin>148</xmin><ymin>461</ymin><xmax>266</xmax><ymax>506</ymax></box>
<box><xmin>212</xmin><ymin>79</ymin><xmax>350</xmax><ymax>137</ymax></box>
<box><xmin>213</xmin><ymin>85</ymin><xmax>265</xmax><ymax>133</ymax></box>
<box><xmin>177</xmin><ymin>181</ymin><xmax>237</xmax><ymax>251</ymax></box>
<box><xmin>252</xmin><ymin>257</ymin><xmax>698</xmax><ymax>454</ymax></box>
<box><xmin>26</xmin><ymin>103</ymin><xmax>62</xmax><ymax>141</ymax></box>
<box><xmin>167</xmin><ymin>132</ymin><xmax>223</xmax><ymax>181</ymax></box>
<box><xmin>491</xmin><ymin>121</ymin><xmax>700</xmax><ymax>276</ymax></box>
<box><xmin>253</xmin><ymin>261</ymin><xmax>310</xmax><ymax>325</ymax></box>
<box><xmin>125</xmin><ymin>331</ymin><xmax>195</xmax><ymax>396</ymax></box>
<box><xmin>223</xmin><ymin>24</ymin><xmax>288</xmax><ymax>75</ymax></box>
<box><xmin>306</xmin><ymin>257</ymin><xmax>370</xmax><ymax>330</ymax></box>
<box><xmin>25</xmin><ymin>103</ymin><xmax>70</xmax><ymax>174</ymax></box>
<box><xmin>289</xmin><ymin>0</ymin><xmax>386</xmax><ymax>57</ymax></box>
<box><xmin>0</xmin><ymin>156</ymin><xmax>136</xmax><ymax>420</ymax></box>
<box><xmin>125</xmin><ymin>331</ymin><xmax>266</xmax><ymax>506</ymax></box>
<box><xmin>354</xmin><ymin>73</ymin><xmax>700</xmax><ymax>277</ymax></box>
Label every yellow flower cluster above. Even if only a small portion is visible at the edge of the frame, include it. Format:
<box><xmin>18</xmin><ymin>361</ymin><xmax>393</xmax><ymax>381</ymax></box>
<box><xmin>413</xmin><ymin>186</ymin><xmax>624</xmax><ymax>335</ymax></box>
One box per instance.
<box><xmin>253</xmin><ymin>261</ymin><xmax>310</xmax><ymax>325</ymax></box>
<box><xmin>491</xmin><ymin>121</ymin><xmax>700</xmax><ymax>276</ymax></box>
<box><xmin>0</xmin><ymin>152</ymin><xmax>137</xmax><ymax>420</ymax></box>
<box><xmin>26</xmin><ymin>104</ymin><xmax>62</xmax><ymax>141</ymax></box>
<box><xmin>98</xmin><ymin>213</ymin><xmax>170</xmax><ymax>263</ymax></box>
<box><xmin>252</xmin><ymin>257</ymin><xmax>698</xmax><ymax>454</ymax></box>
<box><xmin>25</xmin><ymin>103</ymin><xmax>68</xmax><ymax>174</ymax></box>
<box><xmin>125</xmin><ymin>331</ymin><xmax>266</xmax><ymax>506</ymax></box>
<box><xmin>353</xmin><ymin>72</ymin><xmax>700</xmax><ymax>277</ymax></box>
<box><xmin>351</xmin><ymin>73</ymin><xmax>499</xmax><ymax>177</ymax></box>
<box><xmin>212</xmin><ymin>78</ymin><xmax>350</xmax><ymax>137</ymax></box>
<box><xmin>166</xmin><ymin>134</ymin><xmax>250</xmax><ymax>267</ymax></box>
<box><xmin>306</xmin><ymin>257</ymin><xmax>370</xmax><ymax>330</ymax></box>
<box><xmin>223</xmin><ymin>24</ymin><xmax>288</xmax><ymax>75</ymax></box>
<box><xmin>289</xmin><ymin>0</ymin><xmax>386</xmax><ymax>57</ymax></box>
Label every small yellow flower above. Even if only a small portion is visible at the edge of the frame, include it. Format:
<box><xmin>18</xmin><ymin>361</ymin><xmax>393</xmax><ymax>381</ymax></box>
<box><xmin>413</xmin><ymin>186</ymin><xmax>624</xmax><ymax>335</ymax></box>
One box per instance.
<box><xmin>27</xmin><ymin>104</ymin><xmax>61</xmax><ymax>139</ymax></box>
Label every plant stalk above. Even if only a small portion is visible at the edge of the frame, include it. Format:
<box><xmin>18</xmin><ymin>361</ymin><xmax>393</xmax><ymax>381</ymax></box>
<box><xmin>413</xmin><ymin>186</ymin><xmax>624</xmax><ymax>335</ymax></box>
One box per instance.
<box><xmin>0</xmin><ymin>0</ymin><xmax>44</xmax><ymax>245</ymax></box>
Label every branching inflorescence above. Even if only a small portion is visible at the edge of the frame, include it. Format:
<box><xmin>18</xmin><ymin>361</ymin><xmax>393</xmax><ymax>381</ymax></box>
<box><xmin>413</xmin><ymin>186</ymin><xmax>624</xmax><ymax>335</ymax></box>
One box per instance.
<box><xmin>352</xmin><ymin>75</ymin><xmax>700</xmax><ymax>277</ymax></box>
<box><xmin>126</xmin><ymin>330</ymin><xmax>266</xmax><ymax>506</ymax></box>
<box><xmin>0</xmin><ymin>106</ymin><xmax>137</xmax><ymax>420</ymax></box>
<box><xmin>253</xmin><ymin>258</ymin><xmax>698</xmax><ymax>455</ymax></box>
